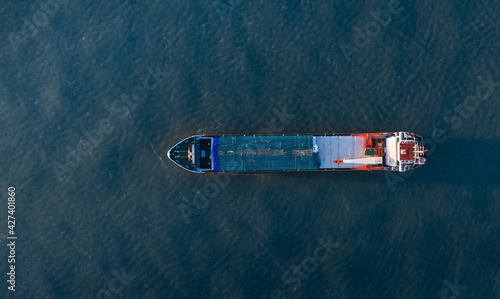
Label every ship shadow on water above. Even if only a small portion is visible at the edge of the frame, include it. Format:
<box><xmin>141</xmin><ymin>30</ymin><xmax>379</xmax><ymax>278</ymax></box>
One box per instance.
<box><xmin>416</xmin><ymin>138</ymin><xmax>500</xmax><ymax>185</ymax></box>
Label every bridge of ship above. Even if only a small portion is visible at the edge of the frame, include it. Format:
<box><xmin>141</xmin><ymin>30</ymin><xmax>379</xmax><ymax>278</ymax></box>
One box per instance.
<box><xmin>385</xmin><ymin>132</ymin><xmax>426</xmax><ymax>172</ymax></box>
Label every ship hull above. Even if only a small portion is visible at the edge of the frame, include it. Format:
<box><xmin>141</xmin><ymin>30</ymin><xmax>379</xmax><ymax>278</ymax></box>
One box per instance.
<box><xmin>167</xmin><ymin>132</ymin><xmax>426</xmax><ymax>173</ymax></box>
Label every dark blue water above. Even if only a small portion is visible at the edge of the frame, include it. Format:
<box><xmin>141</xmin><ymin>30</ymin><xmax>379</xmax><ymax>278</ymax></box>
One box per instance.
<box><xmin>1</xmin><ymin>1</ymin><xmax>499</xmax><ymax>298</ymax></box>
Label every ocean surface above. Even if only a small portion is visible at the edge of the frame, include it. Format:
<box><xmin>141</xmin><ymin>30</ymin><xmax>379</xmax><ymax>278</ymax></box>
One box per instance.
<box><xmin>0</xmin><ymin>1</ymin><xmax>499</xmax><ymax>298</ymax></box>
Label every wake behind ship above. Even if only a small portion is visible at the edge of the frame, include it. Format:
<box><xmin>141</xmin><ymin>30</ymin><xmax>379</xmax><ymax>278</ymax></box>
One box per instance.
<box><xmin>167</xmin><ymin>132</ymin><xmax>427</xmax><ymax>173</ymax></box>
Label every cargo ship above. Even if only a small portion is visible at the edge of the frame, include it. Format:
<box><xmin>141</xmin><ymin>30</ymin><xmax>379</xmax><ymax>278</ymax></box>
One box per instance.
<box><xmin>167</xmin><ymin>132</ymin><xmax>427</xmax><ymax>173</ymax></box>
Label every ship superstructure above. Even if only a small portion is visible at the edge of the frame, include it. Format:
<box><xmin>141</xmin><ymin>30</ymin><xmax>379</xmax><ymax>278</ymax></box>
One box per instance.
<box><xmin>167</xmin><ymin>132</ymin><xmax>426</xmax><ymax>173</ymax></box>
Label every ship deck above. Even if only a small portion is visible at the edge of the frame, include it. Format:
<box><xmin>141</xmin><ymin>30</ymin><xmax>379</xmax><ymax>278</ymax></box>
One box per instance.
<box><xmin>212</xmin><ymin>134</ymin><xmax>374</xmax><ymax>172</ymax></box>
<box><xmin>213</xmin><ymin>135</ymin><xmax>319</xmax><ymax>172</ymax></box>
<box><xmin>315</xmin><ymin>136</ymin><xmax>366</xmax><ymax>169</ymax></box>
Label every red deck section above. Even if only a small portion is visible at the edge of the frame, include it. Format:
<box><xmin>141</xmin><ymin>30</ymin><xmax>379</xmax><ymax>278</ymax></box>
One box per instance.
<box><xmin>399</xmin><ymin>141</ymin><xmax>414</xmax><ymax>162</ymax></box>
<box><xmin>329</xmin><ymin>133</ymin><xmax>389</xmax><ymax>170</ymax></box>
<box><xmin>362</xmin><ymin>135</ymin><xmax>386</xmax><ymax>156</ymax></box>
